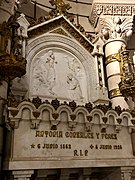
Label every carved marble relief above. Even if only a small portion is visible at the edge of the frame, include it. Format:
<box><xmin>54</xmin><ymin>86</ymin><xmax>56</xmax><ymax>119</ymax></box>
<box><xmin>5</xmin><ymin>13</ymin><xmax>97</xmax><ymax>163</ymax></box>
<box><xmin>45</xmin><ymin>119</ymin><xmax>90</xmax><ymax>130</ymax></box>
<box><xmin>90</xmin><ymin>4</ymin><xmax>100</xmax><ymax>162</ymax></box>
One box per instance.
<box><xmin>31</xmin><ymin>49</ymin><xmax>87</xmax><ymax>102</ymax></box>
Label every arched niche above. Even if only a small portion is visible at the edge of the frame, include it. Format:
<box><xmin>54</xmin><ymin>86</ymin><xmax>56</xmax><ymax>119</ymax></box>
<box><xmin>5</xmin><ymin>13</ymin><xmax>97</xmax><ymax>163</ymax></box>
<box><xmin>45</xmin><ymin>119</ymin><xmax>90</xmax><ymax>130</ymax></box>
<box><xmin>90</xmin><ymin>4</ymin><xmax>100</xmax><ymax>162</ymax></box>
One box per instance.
<box><xmin>26</xmin><ymin>34</ymin><xmax>97</xmax><ymax>104</ymax></box>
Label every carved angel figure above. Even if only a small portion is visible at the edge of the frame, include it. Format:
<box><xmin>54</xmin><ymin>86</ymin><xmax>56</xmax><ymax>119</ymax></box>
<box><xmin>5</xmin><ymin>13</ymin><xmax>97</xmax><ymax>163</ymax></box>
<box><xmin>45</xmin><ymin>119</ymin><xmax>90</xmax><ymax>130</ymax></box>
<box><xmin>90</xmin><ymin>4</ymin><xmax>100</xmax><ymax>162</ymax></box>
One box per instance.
<box><xmin>33</xmin><ymin>50</ymin><xmax>57</xmax><ymax>95</ymax></box>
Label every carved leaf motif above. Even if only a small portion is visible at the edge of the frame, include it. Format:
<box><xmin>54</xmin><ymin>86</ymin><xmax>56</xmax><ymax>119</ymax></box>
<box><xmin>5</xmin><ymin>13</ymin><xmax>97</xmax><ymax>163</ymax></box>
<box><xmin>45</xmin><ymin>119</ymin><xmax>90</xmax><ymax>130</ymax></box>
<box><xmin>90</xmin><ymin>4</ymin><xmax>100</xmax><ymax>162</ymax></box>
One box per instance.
<box><xmin>100</xmin><ymin>17</ymin><xmax>114</xmax><ymax>31</ymax></box>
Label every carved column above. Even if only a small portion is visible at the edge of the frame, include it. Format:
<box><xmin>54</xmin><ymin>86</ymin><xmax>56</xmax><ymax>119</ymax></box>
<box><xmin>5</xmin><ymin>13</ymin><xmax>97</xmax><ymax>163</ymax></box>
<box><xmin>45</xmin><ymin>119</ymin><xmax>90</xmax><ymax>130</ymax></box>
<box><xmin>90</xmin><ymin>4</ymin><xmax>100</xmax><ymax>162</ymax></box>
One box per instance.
<box><xmin>12</xmin><ymin>170</ymin><xmax>34</xmax><ymax>180</ymax></box>
<box><xmin>90</xmin><ymin>3</ymin><xmax>133</xmax><ymax>108</ymax></box>
<box><xmin>102</xmin><ymin>16</ymin><xmax>133</xmax><ymax>109</ymax></box>
<box><xmin>121</xmin><ymin>167</ymin><xmax>134</xmax><ymax>180</ymax></box>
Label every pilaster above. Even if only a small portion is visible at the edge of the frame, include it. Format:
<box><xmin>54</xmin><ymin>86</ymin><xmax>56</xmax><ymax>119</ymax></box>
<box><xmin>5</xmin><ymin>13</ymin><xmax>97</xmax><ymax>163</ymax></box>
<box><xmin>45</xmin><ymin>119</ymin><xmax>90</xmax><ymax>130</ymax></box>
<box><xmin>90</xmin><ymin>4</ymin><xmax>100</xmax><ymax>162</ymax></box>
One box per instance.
<box><xmin>92</xmin><ymin>38</ymin><xmax>109</xmax><ymax>106</ymax></box>
<box><xmin>12</xmin><ymin>170</ymin><xmax>34</xmax><ymax>180</ymax></box>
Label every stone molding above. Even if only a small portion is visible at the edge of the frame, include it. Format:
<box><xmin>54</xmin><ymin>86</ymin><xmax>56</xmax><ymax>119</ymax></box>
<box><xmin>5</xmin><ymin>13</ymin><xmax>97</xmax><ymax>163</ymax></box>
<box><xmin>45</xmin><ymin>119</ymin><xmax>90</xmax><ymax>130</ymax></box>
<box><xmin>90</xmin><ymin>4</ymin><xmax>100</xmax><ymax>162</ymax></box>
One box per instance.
<box><xmin>90</xmin><ymin>3</ymin><xmax>135</xmax><ymax>27</ymax></box>
<box><xmin>7</xmin><ymin>98</ymin><xmax>135</xmax><ymax>133</ymax></box>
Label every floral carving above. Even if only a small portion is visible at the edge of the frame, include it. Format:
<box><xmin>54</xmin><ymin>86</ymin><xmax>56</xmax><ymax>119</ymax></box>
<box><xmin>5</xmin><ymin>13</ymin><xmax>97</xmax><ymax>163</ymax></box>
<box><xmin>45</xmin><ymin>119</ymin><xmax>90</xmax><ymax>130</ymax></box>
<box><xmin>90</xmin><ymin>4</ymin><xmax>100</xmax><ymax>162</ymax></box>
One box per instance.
<box><xmin>100</xmin><ymin>17</ymin><xmax>133</xmax><ymax>41</ymax></box>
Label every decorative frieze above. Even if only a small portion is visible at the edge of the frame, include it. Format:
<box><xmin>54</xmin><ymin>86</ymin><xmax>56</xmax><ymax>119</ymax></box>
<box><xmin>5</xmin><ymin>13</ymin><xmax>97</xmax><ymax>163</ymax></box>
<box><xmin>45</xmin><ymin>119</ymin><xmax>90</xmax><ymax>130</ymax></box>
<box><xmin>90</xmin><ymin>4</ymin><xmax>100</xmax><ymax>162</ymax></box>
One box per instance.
<box><xmin>7</xmin><ymin>97</ymin><xmax>135</xmax><ymax>132</ymax></box>
<box><xmin>90</xmin><ymin>3</ymin><xmax>135</xmax><ymax>27</ymax></box>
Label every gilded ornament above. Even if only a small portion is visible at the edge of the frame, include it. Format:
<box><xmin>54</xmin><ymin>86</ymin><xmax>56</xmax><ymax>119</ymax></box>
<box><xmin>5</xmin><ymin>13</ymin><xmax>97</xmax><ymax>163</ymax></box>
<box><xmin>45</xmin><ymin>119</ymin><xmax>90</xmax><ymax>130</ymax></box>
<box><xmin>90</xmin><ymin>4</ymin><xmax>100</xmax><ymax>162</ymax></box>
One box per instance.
<box><xmin>109</xmin><ymin>88</ymin><xmax>122</xmax><ymax>99</ymax></box>
<box><xmin>49</xmin><ymin>0</ymin><xmax>71</xmax><ymax>16</ymax></box>
<box><xmin>106</xmin><ymin>52</ymin><xmax>121</xmax><ymax>65</ymax></box>
<box><xmin>0</xmin><ymin>15</ymin><xmax>26</xmax><ymax>81</ymax></box>
<box><xmin>119</xmin><ymin>50</ymin><xmax>135</xmax><ymax>98</ymax></box>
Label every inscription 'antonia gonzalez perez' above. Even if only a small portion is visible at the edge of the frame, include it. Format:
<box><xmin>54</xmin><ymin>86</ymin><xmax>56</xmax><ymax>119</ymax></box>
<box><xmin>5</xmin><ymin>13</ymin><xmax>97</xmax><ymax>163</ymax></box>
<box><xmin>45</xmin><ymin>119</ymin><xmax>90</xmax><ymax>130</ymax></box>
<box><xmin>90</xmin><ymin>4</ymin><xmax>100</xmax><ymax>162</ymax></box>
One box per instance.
<box><xmin>35</xmin><ymin>130</ymin><xmax>117</xmax><ymax>140</ymax></box>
